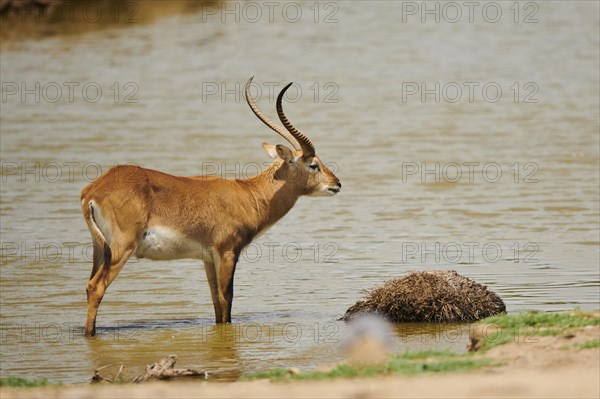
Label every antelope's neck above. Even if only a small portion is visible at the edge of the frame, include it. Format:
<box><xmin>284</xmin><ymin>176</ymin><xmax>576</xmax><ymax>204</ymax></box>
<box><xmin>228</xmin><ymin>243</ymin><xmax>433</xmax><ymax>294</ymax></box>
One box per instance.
<box><xmin>241</xmin><ymin>162</ymin><xmax>301</xmax><ymax>232</ymax></box>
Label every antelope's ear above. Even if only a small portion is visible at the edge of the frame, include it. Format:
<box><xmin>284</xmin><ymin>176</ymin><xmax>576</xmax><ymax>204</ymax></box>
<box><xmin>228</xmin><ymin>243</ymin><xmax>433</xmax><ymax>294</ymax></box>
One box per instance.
<box><xmin>262</xmin><ymin>143</ymin><xmax>279</xmax><ymax>159</ymax></box>
<box><xmin>275</xmin><ymin>144</ymin><xmax>297</xmax><ymax>163</ymax></box>
<box><xmin>263</xmin><ymin>143</ymin><xmax>300</xmax><ymax>163</ymax></box>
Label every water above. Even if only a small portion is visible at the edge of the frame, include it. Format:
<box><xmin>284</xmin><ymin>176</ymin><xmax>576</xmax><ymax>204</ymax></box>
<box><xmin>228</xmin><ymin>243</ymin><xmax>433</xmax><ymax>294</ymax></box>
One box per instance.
<box><xmin>1</xmin><ymin>0</ymin><xmax>598</xmax><ymax>383</ymax></box>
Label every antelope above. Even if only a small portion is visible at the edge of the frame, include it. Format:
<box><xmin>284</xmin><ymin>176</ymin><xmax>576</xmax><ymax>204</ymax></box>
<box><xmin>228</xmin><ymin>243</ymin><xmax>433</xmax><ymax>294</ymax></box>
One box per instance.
<box><xmin>80</xmin><ymin>77</ymin><xmax>341</xmax><ymax>336</ymax></box>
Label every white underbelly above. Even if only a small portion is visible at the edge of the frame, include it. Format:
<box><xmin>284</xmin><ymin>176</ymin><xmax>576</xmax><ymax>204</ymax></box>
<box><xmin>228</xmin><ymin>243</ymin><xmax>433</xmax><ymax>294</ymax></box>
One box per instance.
<box><xmin>135</xmin><ymin>226</ymin><xmax>214</xmax><ymax>261</ymax></box>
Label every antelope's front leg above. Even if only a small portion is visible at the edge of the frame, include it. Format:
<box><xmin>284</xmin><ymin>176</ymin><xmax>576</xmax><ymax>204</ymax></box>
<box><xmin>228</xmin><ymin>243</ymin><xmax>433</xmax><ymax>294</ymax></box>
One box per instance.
<box><xmin>216</xmin><ymin>251</ymin><xmax>238</xmax><ymax>323</ymax></box>
<box><xmin>203</xmin><ymin>260</ymin><xmax>222</xmax><ymax>323</ymax></box>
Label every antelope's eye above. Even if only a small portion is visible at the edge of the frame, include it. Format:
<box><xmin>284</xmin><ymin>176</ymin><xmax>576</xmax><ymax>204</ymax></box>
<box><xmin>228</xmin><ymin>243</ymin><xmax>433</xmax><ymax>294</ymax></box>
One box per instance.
<box><xmin>309</xmin><ymin>163</ymin><xmax>319</xmax><ymax>171</ymax></box>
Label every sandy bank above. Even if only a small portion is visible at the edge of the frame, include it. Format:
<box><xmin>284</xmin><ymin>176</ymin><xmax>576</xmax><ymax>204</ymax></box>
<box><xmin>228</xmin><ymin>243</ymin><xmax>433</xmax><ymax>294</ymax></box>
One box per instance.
<box><xmin>2</xmin><ymin>325</ymin><xmax>598</xmax><ymax>399</ymax></box>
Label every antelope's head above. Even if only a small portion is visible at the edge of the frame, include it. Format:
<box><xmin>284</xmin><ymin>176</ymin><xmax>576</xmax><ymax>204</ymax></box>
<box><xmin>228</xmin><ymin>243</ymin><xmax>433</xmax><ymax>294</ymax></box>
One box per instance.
<box><xmin>245</xmin><ymin>77</ymin><xmax>341</xmax><ymax>197</ymax></box>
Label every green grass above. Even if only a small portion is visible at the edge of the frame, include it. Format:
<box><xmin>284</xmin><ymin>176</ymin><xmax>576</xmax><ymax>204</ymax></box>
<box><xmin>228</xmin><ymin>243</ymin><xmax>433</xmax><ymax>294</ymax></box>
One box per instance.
<box><xmin>560</xmin><ymin>339</ymin><xmax>600</xmax><ymax>351</ymax></box>
<box><xmin>395</xmin><ymin>349</ymin><xmax>459</xmax><ymax>360</ymax></box>
<box><xmin>576</xmin><ymin>339</ymin><xmax>600</xmax><ymax>349</ymax></box>
<box><xmin>481</xmin><ymin>310</ymin><xmax>599</xmax><ymax>330</ymax></box>
<box><xmin>476</xmin><ymin>310</ymin><xmax>599</xmax><ymax>351</ymax></box>
<box><xmin>0</xmin><ymin>377</ymin><xmax>54</xmax><ymax>388</ymax></box>
<box><xmin>243</xmin><ymin>350</ymin><xmax>499</xmax><ymax>382</ymax></box>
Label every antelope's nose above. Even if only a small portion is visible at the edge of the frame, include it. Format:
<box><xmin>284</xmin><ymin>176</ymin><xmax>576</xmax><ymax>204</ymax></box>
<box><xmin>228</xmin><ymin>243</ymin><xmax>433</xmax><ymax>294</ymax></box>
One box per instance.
<box><xmin>337</xmin><ymin>180</ymin><xmax>342</xmax><ymax>188</ymax></box>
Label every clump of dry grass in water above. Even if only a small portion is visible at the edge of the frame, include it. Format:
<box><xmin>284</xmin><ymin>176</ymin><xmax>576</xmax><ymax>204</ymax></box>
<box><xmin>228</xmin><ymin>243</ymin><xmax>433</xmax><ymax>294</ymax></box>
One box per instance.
<box><xmin>343</xmin><ymin>270</ymin><xmax>505</xmax><ymax>323</ymax></box>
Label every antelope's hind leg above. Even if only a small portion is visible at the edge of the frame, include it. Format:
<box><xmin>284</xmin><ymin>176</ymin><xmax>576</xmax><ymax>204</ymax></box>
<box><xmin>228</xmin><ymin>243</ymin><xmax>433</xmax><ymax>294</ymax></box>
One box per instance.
<box><xmin>84</xmin><ymin>240</ymin><xmax>135</xmax><ymax>336</ymax></box>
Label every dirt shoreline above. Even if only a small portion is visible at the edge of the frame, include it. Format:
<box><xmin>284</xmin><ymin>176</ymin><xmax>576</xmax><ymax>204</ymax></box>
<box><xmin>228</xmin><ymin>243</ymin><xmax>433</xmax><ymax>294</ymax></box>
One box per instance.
<box><xmin>2</xmin><ymin>325</ymin><xmax>598</xmax><ymax>399</ymax></box>
<box><xmin>1</xmin><ymin>367</ymin><xmax>598</xmax><ymax>399</ymax></box>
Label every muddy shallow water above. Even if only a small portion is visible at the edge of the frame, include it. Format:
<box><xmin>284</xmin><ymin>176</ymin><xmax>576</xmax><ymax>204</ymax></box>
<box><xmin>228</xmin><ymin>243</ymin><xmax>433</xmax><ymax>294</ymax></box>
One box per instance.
<box><xmin>1</xmin><ymin>1</ymin><xmax>598</xmax><ymax>383</ymax></box>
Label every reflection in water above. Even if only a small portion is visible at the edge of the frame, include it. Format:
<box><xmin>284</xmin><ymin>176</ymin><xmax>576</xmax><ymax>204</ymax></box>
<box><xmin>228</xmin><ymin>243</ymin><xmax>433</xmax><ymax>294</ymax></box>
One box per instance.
<box><xmin>0</xmin><ymin>0</ymin><xmax>598</xmax><ymax>384</ymax></box>
<box><xmin>391</xmin><ymin>323</ymin><xmax>471</xmax><ymax>353</ymax></box>
<box><xmin>85</xmin><ymin>322</ymin><xmax>242</xmax><ymax>381</ymax></box>
<box><xmin>0</xmin><ymin>1</ymin><xmax>219</xmax><ymax>50</ymax></box>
